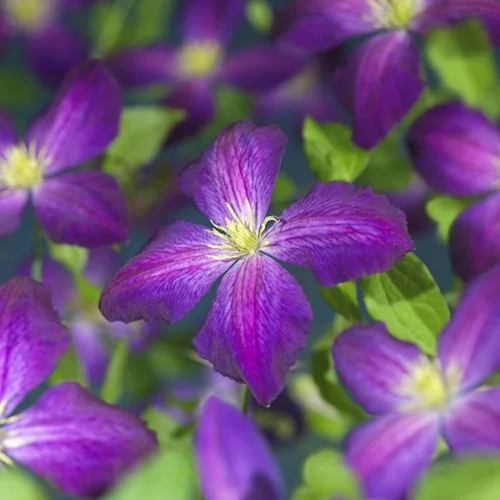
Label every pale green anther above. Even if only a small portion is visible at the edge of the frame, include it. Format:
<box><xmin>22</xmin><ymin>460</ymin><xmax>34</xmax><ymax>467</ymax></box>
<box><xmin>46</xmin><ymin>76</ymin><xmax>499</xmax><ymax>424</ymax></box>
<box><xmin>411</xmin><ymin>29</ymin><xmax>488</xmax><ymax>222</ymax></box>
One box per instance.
<box><xmin>369</xmin><ymin>0</ymin><xmax>423</xmax><ymax>29</ymax></box>
<box><xmin>177</xmin><ymin>42</ymin><xmax>222</xmax><ymax>78</ymax></box>
<box><xmin>0</xmin><ymin>144</ymin><xmax>48</xmax><ymax>190</ymax></box>
<box><xmin>4</xmin><ymin>0</ymin><xmax>50</xmax><ymax>30</ymax></box>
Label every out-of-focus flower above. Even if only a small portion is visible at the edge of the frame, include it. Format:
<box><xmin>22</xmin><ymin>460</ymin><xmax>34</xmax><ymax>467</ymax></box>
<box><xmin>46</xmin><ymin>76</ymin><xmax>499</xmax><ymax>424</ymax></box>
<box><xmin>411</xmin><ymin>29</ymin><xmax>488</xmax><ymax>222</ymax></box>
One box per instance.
<box><xmin>256</xmin><ymin>59</ymin><xmax>338</xmax><ymax>128</ymax></box>
<box><xmin>0</xmin><ymin>276</ymin><xmax>157</xmax><ymax>497</ymax></box>
<box><xmin>0</xmin><ymin>60</ymin><xmax>128</xmax><ymax>247</ymax></box>
<box><xmin>100</xmin><ymin>120</ymin><xmax>413</xmax><ymax>406</ymax></box>
<box><xmin>408</xmin><ymin>101</ymin><xmax>500</xmax><ymax>279</ymax></box>
<box><xmin>332</xmin><ymin>264</ymin><xmax>500</xmax><ymax>499</ymax></box>
<box><xmin>0</xmin><ymin>0</ymin><xmax>96</xmax><ymax>85</ymax></box>
<box><xmin>195</xmin><ymin>397</ymin><xmax>284</xmax><ymax>500</ymax></box>
<box><xmin>108</xmin><ymin>0</ymin><xmax>307</xmax><ymax>142</ymax></box>
<box><xmin>21</xmin><ymin>248</ymin><xmax>156</xmax><ymax>387</ymax></box>
<box><xmin>280</xmin><ymin>0</ymin><xmax>500</xmax><ymax>148</ymax></box>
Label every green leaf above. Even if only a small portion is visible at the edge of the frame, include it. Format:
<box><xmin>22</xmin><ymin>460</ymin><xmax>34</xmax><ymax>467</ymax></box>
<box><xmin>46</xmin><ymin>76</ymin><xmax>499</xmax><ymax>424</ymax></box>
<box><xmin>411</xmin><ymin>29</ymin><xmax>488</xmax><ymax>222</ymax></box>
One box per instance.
<box><xmin>272</xmin><ymin>173</ymin><xmax>297</xmax><ymax>207</ymax></box>
<box><xmin>107</xmin><ymin>444</ymin><xmax>197</xmax><ymax>500</ymax></box>
<box><xmin>47</xmin><ymin>243</ymin><xmax>87</xmax><ymax>275</ymax></box>
<box><xmin>303</xmin><ymin>119</ymin><xmax>370</xmax><ymax>182</ymax></box>
<box><xmin>425</xmin><ymin>19</ymin><xmax>500</xmax><ymax>117</ymax></box>
<box><xmin>320</xmin><ymin>281</ymin><xmax>361</xmax><ymax>323</ymax></box>
<box><xmin>246</xmin><ymin>0</ymin><xmax>273</xmax><ymax>33</ymax></box>
<box><xmin>103</xmin><ymin>106</ymin><xmax>185</xmax><ymax>186</ymax></box>
<box><xmin>0</xmin><ymin>469</ymin><xmax>46</xmax><ymax>500</ymax></box>
<box><xmin>300</xmin><ymin>449</ymin><xmax>360</xmax><ymax>499</ymax></box>
<box><xmin>101</xmin><ymin>340</ymin><xmax>129</xmax><ymax>404</ymax></box>
<box><xmin>426</xmin><ymin>195</ymin><xmax>474</xmax><ymax>242</ymax></box>
<box><xmin>416</xmin><ymin>457</ymin><xmax>500</xmax><ymax>500</ymax></box>
<box><xmin>142</xmin><ymin>408</ymin><xmax>185</xmax><ymax>448</ymax></box>
<box><xmin>360</xmin><ymin>253</ymin><xmax>449</xmax><ymax>354</ymax></box>
<box><xmin>49</xmin><ymin>347</ymin><xmax>87</xmax><ymax>387</ymax></box>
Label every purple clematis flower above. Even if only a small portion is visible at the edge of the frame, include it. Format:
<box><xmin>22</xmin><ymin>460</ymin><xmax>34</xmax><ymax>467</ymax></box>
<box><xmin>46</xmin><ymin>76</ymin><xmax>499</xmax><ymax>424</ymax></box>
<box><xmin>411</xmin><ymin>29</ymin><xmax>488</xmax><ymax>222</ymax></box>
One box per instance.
<box><xmin>0</xmin><ymin>0</ymin><xmax>96</xmax><ymax>85</ymax></box>
<box><xmin>407</xmin><ymin>101</ymin><xmax>500</xmax><ymax>280</ymax></box>
<box><xmin>0</xmin><ymin>276</ymin><xmax>157</xmax><ymax>497</ymax></box>
<box><xmin>280</xmin><ymin>0</ymin><xmax>500</xmax><ymax>149</ymax></box>
<box><xmin>20</xmin><ymin>249</ymin><xmax>156</xmax><ymax>387</ymax></box>
<box><xmin>0</xmin><ymin>59</ymin><xmax>128</xmax><ymax>247</ymax></box>
<box><xmin>332</xmin><ymin>264</ymin><xmax>500</xmax><ymax>499</ymax></box>
<box><xmin>196</xmin><ymin>396</ymin><xmax>284</xmax><ymax>500</ymax></box>
<box><xmin>99</xmin><ymin>120</ymin><xmax>413</xmax><ymax>405</ymax></box>
<box><xmin>107</xmin><ymin>0</ymin><xmax>307</xmax><ymax>142</ymax></box>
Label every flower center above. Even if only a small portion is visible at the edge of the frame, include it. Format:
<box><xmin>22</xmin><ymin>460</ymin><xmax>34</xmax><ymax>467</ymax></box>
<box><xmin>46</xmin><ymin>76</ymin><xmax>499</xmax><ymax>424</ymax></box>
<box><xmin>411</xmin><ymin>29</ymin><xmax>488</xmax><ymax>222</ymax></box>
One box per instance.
<box><xmin>397</xmin><ymin>357</ymin><xmax>449</xmax><ymax>411</ymax></box>
<box><xmin>0</xmin><ymin>144</ymin><xmax>47</xmax><ymax>190</ymax></box>
<box><xmin>177</xmin><ymin>42</ymin><xmax>222</xmax><ymax>78</ymax></box>
<box><xmin>368</xmin><ymin>0</ymin><xmax>422</xmax><ymax>29</ymax></box>
<box><xmin>207</xmin><ymin>202</ymin><xmax>276</xmax><ymax>260</ymax></box>
<box><xmin>4</xmin><ymin>0</ymin><xmax>50</xmax><ymax>30</ymax></box>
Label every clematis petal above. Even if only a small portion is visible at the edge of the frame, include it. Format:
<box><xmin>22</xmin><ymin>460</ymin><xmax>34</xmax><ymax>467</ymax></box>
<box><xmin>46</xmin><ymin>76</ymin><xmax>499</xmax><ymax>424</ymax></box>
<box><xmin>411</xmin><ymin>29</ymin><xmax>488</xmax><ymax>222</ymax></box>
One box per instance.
<box><xmin>71</xmin><ymin>319</ymin><xmax>110</xmax><ymax>388</ymax></box>
<box><xmin>196</xmin><ymin>397</ymin><xmax>284</xmax><ymax>500</ymax></box>
<box><xmin>162</xmin><ymin>81</ymin><xmax>215</xmax><ymax>144</ymax></box>
<box><xmin>264</xmin><ymin>182</ymin><xmax>413</xmax><ymax>287</ymax></box>
<box><xmin>33</xmin><ymin>171</ymin><xmax>128</xmax><ymax>248</ymax></box>
<box><xmin>485</xmin><ymin>18</ymin><xmax>500</xmax><ymax>47</ymax></box>
<box><xmin>99</xmin><ymin>221</ymin><xmax>232</xmax><ymax>324</ymax></box>
<box><xmin>280</xmin><ymin>1</ymin><xmax>374</xmax><ymax>52</ymax></box>
<box><xmin>443</xmin><ymin>388</ymin><xmax>500</xmax><ymax>454</ymax></box>
<box><xmin>219</xmin><ymin>45</ymin><xmax>307</xmax><ymax>93</ymax></box>
<box><xmin>438</xmin><ymin>264</ymin><xmax>500</xmax><ymax>392</ymax></box>
<box><xmin>407</xmin><ymin>102</ymin><xmax>500</xmax><ymax>196</ymax></box>
<box><xmin>84</xmin><ymin>247</ymin><xmax>119</xmax><ymax>287</ymax></box>
<box><xmin>413</xmin><ymin>0</ymin><xmax>500</xmax><ymax>33</ymax></box>
<box><xmin>332</xmin><ymin>323</ymin><xmax>423</xmax><ymax>414</ymax></box>
<box><xmin>26</xmin><ymin>60</ymin><xmax>121</xmax><ymax>175</ymax></box>
<box><xmin>2</xmin><ymin>383</ymin><xmax>157</xmax><ymax>497</ymax></box>
<box><xmin>0</xmin><ymin>111</ymin><xmax>17</xmax><ymax>155</ymax></box>
<box><xmin>333</xmin><ymin>31</ymin><xmax>424</xmax><ymax>149</ymax></box>
<box><xmin>449</xmin><ymin>193</ymin><xmax>500</xmax><ymax>281</ymax></box>
<box><xmin>26</xmin><ymin>25</ymin><xmax>87</xmax><ymax>87</ymax></box>
<box><xmin>178</xmin><ymin>121</ymin><xmax>287</xmax><ymax>228</ymax></box>
<box><xmin>0</xmin><ymin>277</ymin><xmax>70</xmax><ymax>417</ymax></box>
<box><xmin>194</xmin><ymin>254</ymin><xmax>312</xmax><ymax>406</ymax></box>
<box><xmin>345</xmin><ymin>411</ymin><xmax>439</xmax><ymax>499</ymax></box>
<box><xmin>179</xmin><ymin>0</ymin><xmax>244</xmax><ymax>44</ymax></box>
<box><xmin>107</xmin><ymin>44</ymin><xmax>177</xmax><ymax>87</ymax></box>
<box><xmin>0</xmin><ymin>190</ymin><xmax>28</xmax><ymax>238</ymax></box>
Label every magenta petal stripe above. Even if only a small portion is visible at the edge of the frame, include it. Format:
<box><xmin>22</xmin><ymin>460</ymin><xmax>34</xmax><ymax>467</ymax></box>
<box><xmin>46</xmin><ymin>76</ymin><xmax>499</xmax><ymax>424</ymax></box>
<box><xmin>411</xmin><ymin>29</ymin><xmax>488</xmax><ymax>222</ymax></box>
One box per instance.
<box><xmin>0</xmin><ymin>278</ymin><xmax>70</xmax><ymax>417</ymax></box>
<box><xmin>99</xmin><ymin>221</ymin><xmax>233</xmax><ymax>324</ymax></box>
<box><xmin>332</xmin><ymin>323</ymin><xmax>423</xmax><ymax>414</ymax></box>
<box><xmin>196</xmin><ymin>397</ymin><xmax>284</xmax><ymax>500</ymax></box>
<box><xmin>265</xmin><ymin>182</ymin><xmax>413</xmax><ymax>287</ymax></box>
<box><xmin>194</xmin><ymin>254</ymin><xmax>312</xmax><ymax>406</ymax></box>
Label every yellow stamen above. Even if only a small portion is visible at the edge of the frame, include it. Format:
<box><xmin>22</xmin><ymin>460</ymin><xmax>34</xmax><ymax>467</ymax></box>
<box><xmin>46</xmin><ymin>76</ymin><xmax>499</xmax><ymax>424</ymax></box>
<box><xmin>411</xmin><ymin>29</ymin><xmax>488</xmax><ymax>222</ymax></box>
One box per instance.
<box><xmin>0</xmin><ymin>143</ymin><xmax>48</xmax><ymax>190</ymax></box>
<box><xmin>368</xmin><ymin>0</ymin><xmax>423</xmax><ymax>29</ymax></box>
<box><xmin>397</xmin><ymin>357</ymin><xmax>449</xmax><ymax>411</ymax></box>
<box><xmin>177</xmin><ymin>42</ymin><xmax>222</xmax><ymax>78</ymax></box>
<box><xmin>207</xmin><ymin>200</ymin><xmax>276</xmax><ymax>260</ymax></box>
<box><xmin>4</xmin><ymin>0</ymin><xmax>50</xmax><ymax>30</ymax></box>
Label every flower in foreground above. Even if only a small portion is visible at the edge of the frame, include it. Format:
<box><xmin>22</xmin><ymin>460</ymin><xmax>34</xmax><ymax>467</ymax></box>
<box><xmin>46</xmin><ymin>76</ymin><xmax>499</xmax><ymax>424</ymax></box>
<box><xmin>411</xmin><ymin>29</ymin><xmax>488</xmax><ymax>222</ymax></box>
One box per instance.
<box><xmin>100</xmin><ymin>120</ymin><xmax>413</xmax><ymax>405</ymax></box>
<box><xmin>20</xmin><ymin>249</ymin><xmax>156</xmax><ymax>387</ymax></box>
<box><xmin>0</xmin><ymin>0</ymin><xmax>95</xmax><ymax>85</ymax></box>
<box><xmin>107</xmin><ymin>0</ymin><xmax>306</xmax><ymax>142</ymax></box>
<box><xmin>332</xmin><ymin>264</ymin><xmax>500</xmax><ymax>499</ymax></box>
<box><xmin>0</xmin><ymin>276</ymin><xmax>157</xmax><ymax>497</ymax></box>
<box><xmin>408</xmin><ymin>101</ymin><xmax>500</xmax><ymax>280</ymax></box>
<box><xmin>280</xmin><ymin>0</ymin><xmax>500</xmax><ymax>148</ymax></box>
<box><xmin>196</xmin><ymin>397</ymin><xmax>284</xmax><ymax>500</ymax></box>
<box><xmin>0</xmin><ymin>59</ymin><xmax>128</xmax><ymax>247</ymax></box>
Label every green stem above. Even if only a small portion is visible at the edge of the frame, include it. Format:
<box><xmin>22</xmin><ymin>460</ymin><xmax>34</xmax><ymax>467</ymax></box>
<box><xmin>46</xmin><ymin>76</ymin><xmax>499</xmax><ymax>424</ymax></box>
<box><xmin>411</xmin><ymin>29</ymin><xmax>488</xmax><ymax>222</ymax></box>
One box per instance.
<box><xmin>31</xmin><ymin>221</ymin><xmax>44</xmax><ymax>282</ymax></box>
<box><xmin>241</xmin><ymin>385</ymin><xmax>251</xmax><ymax>414</ymax></box>
<box><xmin>92</xmin><ymin>0</ymin><xmax>136</xmax><ymax>58</ymax></box>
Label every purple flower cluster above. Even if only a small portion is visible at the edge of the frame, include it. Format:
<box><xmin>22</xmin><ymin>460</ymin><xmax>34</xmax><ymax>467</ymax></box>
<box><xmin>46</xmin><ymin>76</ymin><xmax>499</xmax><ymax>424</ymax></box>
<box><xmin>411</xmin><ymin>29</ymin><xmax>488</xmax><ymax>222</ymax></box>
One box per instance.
<box><xmin>0</xmin><ymin>0</ymin><xmax>499</xmax><ymax>498</ymax></box>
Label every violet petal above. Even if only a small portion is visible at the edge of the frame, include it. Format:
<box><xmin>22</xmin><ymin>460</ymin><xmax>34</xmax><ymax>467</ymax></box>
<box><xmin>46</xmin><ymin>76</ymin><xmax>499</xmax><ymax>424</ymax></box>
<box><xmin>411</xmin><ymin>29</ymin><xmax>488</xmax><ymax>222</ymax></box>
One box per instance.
<box><xmin>0</xmin><ymin>190</ymin><xmax>28</xmax><ymax>238</ymax></box>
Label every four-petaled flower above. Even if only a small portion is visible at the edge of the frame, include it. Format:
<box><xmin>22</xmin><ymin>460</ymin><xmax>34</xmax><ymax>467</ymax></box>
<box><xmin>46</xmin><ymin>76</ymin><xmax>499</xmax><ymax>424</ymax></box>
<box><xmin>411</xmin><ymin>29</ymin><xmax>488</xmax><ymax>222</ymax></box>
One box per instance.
<box><xmin>0</xmin><ymin>276</ymin><xmax>157</xmax><ymax>497</ymax></box>
<box><xmin>0</xmin><ymin>59</ymin><xmax>128</xmax><ymax>247</ymax></box>
<box><xmin>107</xmin><ymin>0</ymin><xmax>307</xmax><ymax>142</ymax></box>
<box><xmin>100</xmin><ymin>120</ymin><xmax>413</xmax><ymax>405</ymax></box>
<box><xmin>281</xmin><ymin>0</ymin><xmax>500</xmax><ymax>148</ymax></box>
<box><xmin>332</xmin><ymin>264</ymin><xmax>500</xmax><ymax>499</ymax></box>
<box><xmin>408</xmin><ymin>101</ymin><xmax>500</xmax><ymax>280</ymax></box>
